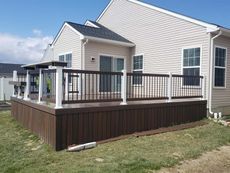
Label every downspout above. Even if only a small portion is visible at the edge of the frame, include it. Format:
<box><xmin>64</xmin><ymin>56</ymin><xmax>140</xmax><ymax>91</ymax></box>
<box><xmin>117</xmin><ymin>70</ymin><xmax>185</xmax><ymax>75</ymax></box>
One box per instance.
<box><xmin>81</xmin><ymin>39</ymin><xmax>89</xmax><ymax>70</ymax></box>
<box><xmin>209</xmin><ymin>30</ymin><xmax>222</xmax><ymax>116</ymax></box>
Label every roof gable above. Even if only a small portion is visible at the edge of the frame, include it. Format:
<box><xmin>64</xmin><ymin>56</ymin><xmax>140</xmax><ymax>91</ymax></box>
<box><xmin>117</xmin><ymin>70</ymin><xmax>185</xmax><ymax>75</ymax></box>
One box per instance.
<box><xmin>52</xmin><ymin>21</ymin><xmax>135</xmax><ymax>47</ymax></box>
<box><xmin>96</xmin><ymin>0</ymin><xmax>219</xmax><ymax>32</ymax></box>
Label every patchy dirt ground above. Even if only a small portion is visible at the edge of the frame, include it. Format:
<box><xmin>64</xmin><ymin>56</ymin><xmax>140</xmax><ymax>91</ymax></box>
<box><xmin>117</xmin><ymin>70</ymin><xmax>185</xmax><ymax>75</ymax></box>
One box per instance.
<box><xmin>156</xmin><ymin>145</ymin><xmax>230</xmax><ymax>173</ymax></box>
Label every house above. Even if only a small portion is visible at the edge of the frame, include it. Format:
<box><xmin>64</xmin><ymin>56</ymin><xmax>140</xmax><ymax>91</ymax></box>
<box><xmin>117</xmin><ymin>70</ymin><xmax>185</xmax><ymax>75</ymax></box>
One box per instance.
<box><xmin>43</xmin><ymin>0</ymin><xmax>230</xmax><ymax>115</ymax></box>
<box><xmin>0</xmin><ymin>63</ymin><xmax>26</xmax><ymax>101</ymax></box>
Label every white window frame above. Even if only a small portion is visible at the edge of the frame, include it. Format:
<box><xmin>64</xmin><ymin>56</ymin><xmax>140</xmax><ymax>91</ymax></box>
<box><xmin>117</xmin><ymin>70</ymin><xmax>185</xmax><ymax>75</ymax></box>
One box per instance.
<box><xmin>58</xmin><ymin>51</ymin><xmax>73</xmax><ymax>69</ymax></box>
<box><xmin>181</xmin><ymin>45</ymin><xmax>202</xmax><ymax>87</ymax></box>
<box><xmin>214</xmin><ymin>46</ymin><xmax>227</xmax><ymax>89</ymax></box>
<box><xmin>132</xmin><ymin>54</ymin><xmax>144</xmax><ymax>86</ymax></box>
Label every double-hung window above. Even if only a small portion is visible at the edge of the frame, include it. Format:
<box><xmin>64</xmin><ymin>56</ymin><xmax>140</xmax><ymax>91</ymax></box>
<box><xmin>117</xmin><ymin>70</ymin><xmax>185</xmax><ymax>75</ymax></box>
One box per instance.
<box><xmin>133</xmin><ymin>55</ymin><xmax>143</xmax><ymax>85</ymax></box>
<box><xmin>214</xmin><ymin>47</ymin><xmax>227</xmax><ymax>87</ymax></box>
<box><xmin>59</xmin><ymin>53</ymin><xmax>72</xmax><ymax>68</ymax></box>
<box><xmin>182</xmin><ymin>47</ymin><xmax>201</xmax><ymax>86</ymax></box>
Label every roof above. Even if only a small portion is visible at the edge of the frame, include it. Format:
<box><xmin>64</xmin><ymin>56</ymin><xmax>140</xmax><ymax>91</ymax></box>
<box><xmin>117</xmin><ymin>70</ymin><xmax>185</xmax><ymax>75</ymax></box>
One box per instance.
<box><xmin>52</xmin><ymin>21</ymin><xmax>135</xmax><ymax>47</ymax></box>
<box><xmin>0</xmin><ymin>63</ymin><xmax>26</xmax><ymax>77</ymax></box>
<box><xmin>96</xmin><ymin>0</ymin><xmax>230</xmax><ymax>34</ymax></box>
<box><xmin>22</xmin><ymin>61</ymin><xmax>67</xmax><ymax>70</ymax></box>
<box><xmin>67</xmin><ymin>21</ymin><xmax>133</xmax><ymax>44</ymax></box>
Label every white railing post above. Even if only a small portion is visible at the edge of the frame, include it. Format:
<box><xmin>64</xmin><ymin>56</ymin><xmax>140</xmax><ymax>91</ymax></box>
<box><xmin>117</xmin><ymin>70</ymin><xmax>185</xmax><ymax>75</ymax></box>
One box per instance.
<box><xmin>0</xmin><ymin>77</ymin><xmax>4</xmax><ymax>101</ymax></box>
<box><xmin>12</xmin><ymin>70</ymin><xmax>17</xmax><ymax>97</ymax></box>
<box><xmin>24</xmin><ymin>70</ymin><xmax>31</xmax><ymax>100</ymax></box>
<box><xmin>38</xmin><ymin>69</ymin><xmax>43</xmax><ymax>104</ymax></box>
<box><xmin>120</xmin><ymin>69</ymin><xmax>127</xmax><ymax>105</ymax></box>
<box><xmin>65</xmin><ymin>72</ymin><xmax>69</xmax><ymax>99</ymax></box>
<box><xmin>202</xmin><ymin>76</ymin><xmax>206</xmax><ymax>100</ymax></box>
<box><xmin>55</xmin><ymin>66</ymin><xmax>63</xmax><ymax>109</ymax></box>
<box><xmin>167</xmin><ymin>72</ymin><xmax>172</xmax><ymax>102</ymax></box>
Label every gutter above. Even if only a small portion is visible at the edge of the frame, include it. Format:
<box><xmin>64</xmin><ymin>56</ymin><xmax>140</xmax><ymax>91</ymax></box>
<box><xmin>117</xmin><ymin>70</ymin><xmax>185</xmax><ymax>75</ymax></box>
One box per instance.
<box><xmin>208</xmin><ymin>30</ymin><xmax>222</xmax><ymax>116</ymax></box>
<box><xmin>81</xmin><ymin>36</ymin><xmax>135</xmax><ymax>47</ymax></box>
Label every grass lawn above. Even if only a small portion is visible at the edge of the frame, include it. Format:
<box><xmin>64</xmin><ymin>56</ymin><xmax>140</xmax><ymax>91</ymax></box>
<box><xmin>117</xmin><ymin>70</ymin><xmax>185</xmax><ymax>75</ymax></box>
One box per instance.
<box><xmin>0</xmin><ymin>111</ymin><xmax>230</xmax><ymax>173</ymax></box>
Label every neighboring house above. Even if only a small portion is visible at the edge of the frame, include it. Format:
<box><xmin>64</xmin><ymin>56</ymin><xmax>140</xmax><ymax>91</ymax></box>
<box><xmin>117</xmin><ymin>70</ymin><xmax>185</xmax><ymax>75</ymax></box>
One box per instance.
<box><xmin>0</xmin><ymin>63</ymin><xmax>26</xmax><ymax>101</ymax></box>
<box><xmin>44</xmin><ymin>0</ymin><xmax>230</xmax><ymax>115</ymax></box>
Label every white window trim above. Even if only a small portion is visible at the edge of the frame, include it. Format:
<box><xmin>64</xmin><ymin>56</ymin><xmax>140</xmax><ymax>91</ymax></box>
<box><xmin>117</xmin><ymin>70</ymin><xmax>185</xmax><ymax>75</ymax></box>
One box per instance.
<box><xmin>213</xmin><ymin>46</ymin><xmax>228</xmax><ymax>89</ymax></box>
<box><xmin>132</xmin><ymin>53</ymin><xmax>144</xmax><ymax>86</ymax></box>
<box><xmin>98</xmin><ymin>53</ymin><xmax>126</xmax><ymax>71</ymax></box>
<box><xmin>58</xmin><ymin>52</ymin><xmax>73</xmax><ymax>69</ymax></box>
<box><xmin>181</xmin><ymin>45</ymin><xmax>202</xmax><ymax>88</ymax></box>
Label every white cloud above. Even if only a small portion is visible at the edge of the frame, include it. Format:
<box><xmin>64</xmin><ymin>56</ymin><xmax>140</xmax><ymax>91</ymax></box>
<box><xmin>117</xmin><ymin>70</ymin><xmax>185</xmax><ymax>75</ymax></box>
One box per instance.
<box><xmin>32</xmin><ymin>29</ymin><xmax>43</xmax><ymax>37</ymax></box>
<box><xmin>0</xmin><ymin>31</ymin><xmax>53</xmax><ymax>64</ymax></box>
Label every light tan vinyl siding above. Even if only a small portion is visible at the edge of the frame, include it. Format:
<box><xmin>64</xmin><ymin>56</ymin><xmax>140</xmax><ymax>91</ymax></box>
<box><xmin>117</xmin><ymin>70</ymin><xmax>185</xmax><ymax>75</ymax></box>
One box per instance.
<box><xmin>98</xmin><ymin>0</ymin><xmax>210</xmax><ymax>99</ymax></box>
<box><xmin>212</xmin><ymin>35</ymin><xmax>230</xmax><ymax>111</ymax></box>
<box><xmin>53</xmin><ymin>26</ymin><xmax>82</xmax><ymax>69</ymax></box>
<box><xmin>85</xmin><ymin>41</ymin><xmax>131</xmax><ymax>71</ymax></box>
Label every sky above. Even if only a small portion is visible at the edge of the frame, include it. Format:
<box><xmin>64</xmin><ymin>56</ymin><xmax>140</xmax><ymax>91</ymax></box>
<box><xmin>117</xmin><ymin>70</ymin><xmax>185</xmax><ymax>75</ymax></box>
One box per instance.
<box><xmin>0</xmin><ymin>0</ymin><xmax>229</xmax><ymax>64</ymax></box>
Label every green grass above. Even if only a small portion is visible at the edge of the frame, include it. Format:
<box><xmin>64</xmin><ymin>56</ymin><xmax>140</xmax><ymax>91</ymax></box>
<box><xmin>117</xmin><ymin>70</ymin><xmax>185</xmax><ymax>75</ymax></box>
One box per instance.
<box><xmin>0</xmin><ymin>111</ymin><xmax>230</xmax><ymax>173</ymax></box>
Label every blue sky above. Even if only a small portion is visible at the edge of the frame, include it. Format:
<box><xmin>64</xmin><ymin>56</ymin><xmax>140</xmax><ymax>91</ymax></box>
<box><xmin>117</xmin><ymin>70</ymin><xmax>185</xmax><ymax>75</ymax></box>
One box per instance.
<box><xmin>0</xmin><ymin>0</ymin><xmax>229</xmax><ymax>63</ymax></box>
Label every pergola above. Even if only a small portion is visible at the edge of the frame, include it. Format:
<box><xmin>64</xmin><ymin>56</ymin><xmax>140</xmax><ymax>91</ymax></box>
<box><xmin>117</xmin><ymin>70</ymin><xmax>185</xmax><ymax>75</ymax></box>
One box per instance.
<box><xmin>21</xmin><ymin>61</ymin><xmax>67</xmax><ymax>108</ymax></box>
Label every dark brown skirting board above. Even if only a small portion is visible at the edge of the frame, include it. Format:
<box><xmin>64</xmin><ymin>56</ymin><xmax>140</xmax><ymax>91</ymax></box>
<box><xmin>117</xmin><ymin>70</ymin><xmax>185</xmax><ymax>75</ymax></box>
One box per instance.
<box><xmin>11</xmin><ymin>97</ymin><xmax>207</xmax><ymax>151</ymax></box>
<box><xmin>97</xmin><ymin>120</ymin><xmax>207</xmax><ymax>145</ymax></box>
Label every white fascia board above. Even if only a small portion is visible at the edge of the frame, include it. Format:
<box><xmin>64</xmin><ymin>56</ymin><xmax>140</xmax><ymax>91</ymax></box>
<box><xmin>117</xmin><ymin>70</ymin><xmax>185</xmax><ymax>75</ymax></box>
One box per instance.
<box><xmin>219</xmin><ymin>27</ymin><xmax>230</xmax><ymax>37</ymax></box>
<box><xmin>52</xmin><ymin>23</ymin><xmax>85</xmax><ymax>46</ymax></box>
<box><xmin>128</xmin><ymin>0</ymin><xmax>219</xmax><ymax>31</ymax></box>
<box><xmin>96</xmin><ymin>0</ymin><xmax>114</xmax><ymax>22</ymax></box>
<box><xmin>85</xmin><ymin>20</ymin><xmax>100</xmax><ymax>28</ymax></box>
<box><xmin>84</xmin><ymin>36</ymin><xmax>135</xmax><ymax>47</ymax></box>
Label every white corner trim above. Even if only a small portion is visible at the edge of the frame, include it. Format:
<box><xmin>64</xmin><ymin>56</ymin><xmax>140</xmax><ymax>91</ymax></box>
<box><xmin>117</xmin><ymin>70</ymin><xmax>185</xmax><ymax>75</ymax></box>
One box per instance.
<box><xmin>85</xmin><ymin>20</ymin><xmax>100</xmax><ymax>28</ymax></box>
<box><xmin>84</xmin><ymin>36</ymin><xmax>135</xmax><ymax>47</ymax></box>
<box><xmin>52</xmin><ymin>23</ymin><xmax>85</xmax><ymax>46</ymax></box>
<box><xmin>127</xmin><ymin>0</ymin><xmax>219</xmax><ymax>31</ymax></box>
<box><xmin>96</xmin><ymin>0</ymin><xmax>114</xmax><ymax>22</ymax></box>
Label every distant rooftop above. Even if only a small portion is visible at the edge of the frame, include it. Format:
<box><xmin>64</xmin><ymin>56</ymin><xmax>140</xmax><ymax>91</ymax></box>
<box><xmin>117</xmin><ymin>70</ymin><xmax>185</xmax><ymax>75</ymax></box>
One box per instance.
<box><xmin>0</xmin><ymin>63</ymin><xmax>26</xmax><ymax>77</ymax></box>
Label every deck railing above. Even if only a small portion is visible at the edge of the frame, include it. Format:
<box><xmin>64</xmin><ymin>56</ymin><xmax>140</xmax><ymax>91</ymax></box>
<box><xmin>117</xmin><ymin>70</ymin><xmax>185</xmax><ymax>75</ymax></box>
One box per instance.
<box><xmin>172</xmin><ymin>74</ymin><xmax>204</xmax><ymax>99</ymax></box>
<box><xmin>11</xmin><ymin>68</ymin><xmax>205</xmax><ymax>107</ymax></box>
<box><xmin>63</xmin><ymin>69</ymin><xmax>123</xmax><ymax>103</ymax></box>
<box><xmin>62</xmin><ymin>69</ymin><xmax>204</xmax><ymax>104</ymax></box>
<box><xmin>127</xmin><ymin>73</ymin><xmax>169</xmax><ymax>101</ymax></box>
<box><xmin>41</xmin><ymin>69</ymin><xmax>56</xmax><ymax>103</ymax></box>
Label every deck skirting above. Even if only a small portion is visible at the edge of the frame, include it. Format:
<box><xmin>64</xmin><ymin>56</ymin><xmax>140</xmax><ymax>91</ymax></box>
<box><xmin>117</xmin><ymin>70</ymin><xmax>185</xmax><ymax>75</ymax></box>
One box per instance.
<box><xmin>11</xmin><ymin>97</ymin><xmax>207</xmax><ymax>151</ymax></box>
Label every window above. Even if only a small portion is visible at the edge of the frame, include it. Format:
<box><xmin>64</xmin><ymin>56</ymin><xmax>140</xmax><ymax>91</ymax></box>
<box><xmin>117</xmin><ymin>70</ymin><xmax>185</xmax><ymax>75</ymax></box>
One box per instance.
<box><xmin>215</xmin><ymin>47</ymin><xmax>227</xmax><ymax>87</ymax></box>
<box><xmin>59</xmin><ymin>53</ymin><xmax>72</xmax><ymax>68</ymax></box>
<box><xmin>133</xmin><ymin>55</ymin><xmax>143</xmax><ymax>85</ymax></box>
<box><xmin>182</xmin><ymin>47</ymin><xmax>201</xmax><ymax>86</ymax></box>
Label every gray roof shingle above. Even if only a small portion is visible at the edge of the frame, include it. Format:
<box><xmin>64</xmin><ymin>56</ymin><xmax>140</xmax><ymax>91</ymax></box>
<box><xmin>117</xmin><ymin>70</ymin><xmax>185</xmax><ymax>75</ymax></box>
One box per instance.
<box><xmin>66</xmin><ymin>21</ymin><xmax>133</xmax><ymax>44</ymax></box>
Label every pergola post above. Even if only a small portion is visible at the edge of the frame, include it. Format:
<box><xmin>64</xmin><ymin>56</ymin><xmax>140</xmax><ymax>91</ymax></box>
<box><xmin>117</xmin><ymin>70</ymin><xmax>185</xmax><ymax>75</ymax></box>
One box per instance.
<box><xmin>24</xmin><ymin>70</ymin><xmax>31</xmax><ymax>100</ymax></box>
<box><xmin>38</xmin><ymin>69</ymin><xmax>43</xmax><ymax>104</ymax></box>
<box><xmin>55</xmin><ymin>66</ymin><xmax>63</xmax><ymax>109</ymax></box>
<box><xmin>12</xmin><ymin>70</ymin><xmax>17</xmax><ymax>97</ymax></box>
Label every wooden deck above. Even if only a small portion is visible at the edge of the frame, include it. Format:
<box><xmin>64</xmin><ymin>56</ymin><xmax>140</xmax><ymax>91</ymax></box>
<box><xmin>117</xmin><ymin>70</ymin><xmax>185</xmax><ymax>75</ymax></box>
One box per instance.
<box><xmin>11</xmin><ymin>97</ymin><xmax>207</xmax><ymax>151</ymax></box>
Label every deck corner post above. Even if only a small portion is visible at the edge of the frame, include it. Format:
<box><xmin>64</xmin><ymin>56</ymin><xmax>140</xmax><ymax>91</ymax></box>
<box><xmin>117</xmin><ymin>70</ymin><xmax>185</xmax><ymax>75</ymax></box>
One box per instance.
<box><xmin>38</xmin><ymin>69</ymin><xmax>43</xmax><ymax>104</ymax></box>
<box><xmin>202</xmin><ymin>75</ymin><xmax>206</xmax><ymax>100</ymax></box>
<box><xmin>167</xmin><ymin>72</ymin><xmax>172</xmax><ymax>102</ymax></box>
<box><xmin>120</xmin><ymin>69</ymin><xmax>128</xmax><ymax>105</ymax></box>
<box><xmin>24</xmin><ymin>70</ymin><xmax>31</xmax><ymax>101</ymax></box>
<box><xmin>12</xmin><ymin>70</ymin><xmax>17</xmax><ymax>97</ymax></box>
<box><xmin>55</xmin><ymin>66</ymin><xmax>63</xmax><ymax>109</ymax></box>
